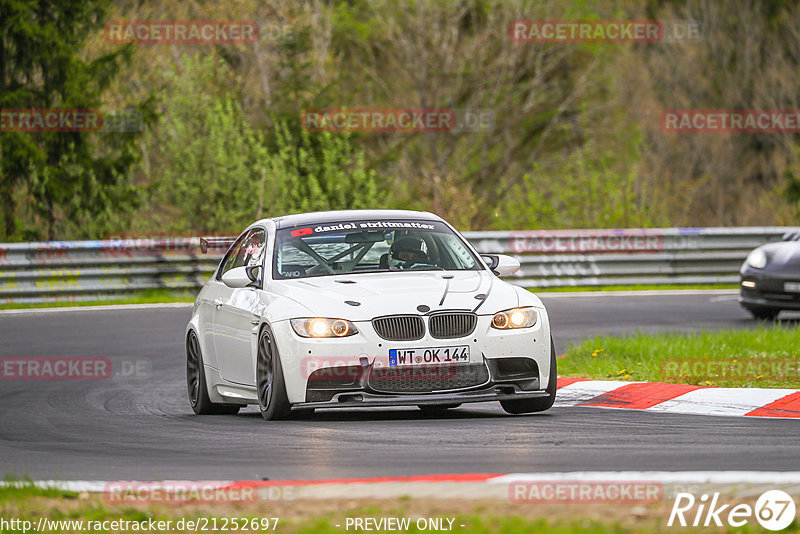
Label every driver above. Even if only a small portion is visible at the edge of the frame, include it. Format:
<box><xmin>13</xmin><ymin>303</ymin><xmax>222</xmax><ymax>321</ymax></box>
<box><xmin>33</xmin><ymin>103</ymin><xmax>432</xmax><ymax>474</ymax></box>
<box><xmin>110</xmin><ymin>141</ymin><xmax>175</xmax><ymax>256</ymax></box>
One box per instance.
<box><xmin>388</xmin><ymin>236</ymin><xmax>428</xmax><ymax>268</ymax></box>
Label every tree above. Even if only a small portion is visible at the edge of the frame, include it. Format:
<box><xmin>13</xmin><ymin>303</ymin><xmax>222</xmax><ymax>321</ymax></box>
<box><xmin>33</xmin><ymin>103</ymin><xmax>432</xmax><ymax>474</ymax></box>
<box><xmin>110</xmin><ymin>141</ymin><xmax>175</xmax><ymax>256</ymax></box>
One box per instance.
<box><xmin>0</xmin><ymin>0</ymin><xmax>144</xmax><ymax>240</ymax></box>
<box><xmin>147</xmin><ymin>54</ymin><xmax>383</xmax><ymax>234</ymax></box>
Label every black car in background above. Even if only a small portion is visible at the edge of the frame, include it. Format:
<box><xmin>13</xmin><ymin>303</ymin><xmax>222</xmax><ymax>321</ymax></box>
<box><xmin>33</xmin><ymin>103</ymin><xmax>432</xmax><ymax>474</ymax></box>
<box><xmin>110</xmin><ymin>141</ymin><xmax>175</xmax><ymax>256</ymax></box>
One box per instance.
<box><xmin>740</xmin><ymin>231</ymin><xmax>800</xmax><ymax>319</ymax></box>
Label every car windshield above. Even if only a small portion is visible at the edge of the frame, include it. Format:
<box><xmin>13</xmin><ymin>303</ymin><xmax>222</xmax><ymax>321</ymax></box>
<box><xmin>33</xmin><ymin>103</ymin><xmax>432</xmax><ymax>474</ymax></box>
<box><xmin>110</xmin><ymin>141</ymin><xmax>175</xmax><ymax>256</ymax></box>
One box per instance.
<box><xmin>273</xmin><ymin>219</ymin><xmax>482</xmax><ymax>279</ymax></box>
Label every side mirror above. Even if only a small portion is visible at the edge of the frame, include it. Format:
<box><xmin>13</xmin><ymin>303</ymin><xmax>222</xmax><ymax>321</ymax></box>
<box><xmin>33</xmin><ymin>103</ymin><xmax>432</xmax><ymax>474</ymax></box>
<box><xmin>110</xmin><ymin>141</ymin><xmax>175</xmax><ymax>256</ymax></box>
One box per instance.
<box><xmin>482</xmin><ymin>254</ymin><xmax>520</xmax><ymax>277</ymax></box>
<box><xmin>481</xmin><ymin>254</ymin><xmax>499</xmax><ymax>270</ymax></box>
<box><xmin>245</xmin><ymin>265</ymin><xmax>262</xmax><ymax>286</ymax></box>
<box><xmin>221</xmin><ymin>266</ymin><xmax>261</xmax><ymax>289</ymax></box>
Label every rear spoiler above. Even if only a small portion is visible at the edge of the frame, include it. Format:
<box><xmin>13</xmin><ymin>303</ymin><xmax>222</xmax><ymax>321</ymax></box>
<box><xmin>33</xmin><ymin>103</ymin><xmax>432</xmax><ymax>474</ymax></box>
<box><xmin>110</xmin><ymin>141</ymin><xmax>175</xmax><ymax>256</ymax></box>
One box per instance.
<box><xmin>200</xmin><ymin>236</ymin><xmax>237</xmax><ymax>254</ymax></box>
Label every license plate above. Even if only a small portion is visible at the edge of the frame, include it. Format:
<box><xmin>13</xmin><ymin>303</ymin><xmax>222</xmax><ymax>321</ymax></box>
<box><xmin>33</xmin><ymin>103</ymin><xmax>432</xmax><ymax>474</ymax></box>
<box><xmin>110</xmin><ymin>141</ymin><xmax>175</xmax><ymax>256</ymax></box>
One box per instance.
<box><xmin>389</xmin><ymin>346</ymin><xmax>470</xmax><ymax>367</ymax></box>
<box><xmin>785</xmin><ymin>282</ymin><xmax>800</xmax><ymax>293</ymax></box>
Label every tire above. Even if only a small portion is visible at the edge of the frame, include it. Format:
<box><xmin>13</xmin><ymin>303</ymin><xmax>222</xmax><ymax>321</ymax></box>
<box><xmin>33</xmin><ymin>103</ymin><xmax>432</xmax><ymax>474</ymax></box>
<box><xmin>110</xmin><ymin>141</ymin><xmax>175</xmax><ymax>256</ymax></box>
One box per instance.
<box><xmin>186</xmin><ymin>331</ymin><xmax>242</xmax><ymax>415</ymax></box>
<box><xmin>750</xmin><ymin>308</ymin><xmax>779</xmax><ymax>321</ymax></box>
<box><xmin>257</xmin><ymin>325</ymin><xmax>293</xmax><ymax>420</ymax></box>
<box><xmin>500</xmin><ymin>336</ymin><xmax>557</xmax><ymax>415</ymax></box>
<box><xmin>418</xmin><ymin>404</ymin><xmax>461</xmax><ymax>413</ymax></box>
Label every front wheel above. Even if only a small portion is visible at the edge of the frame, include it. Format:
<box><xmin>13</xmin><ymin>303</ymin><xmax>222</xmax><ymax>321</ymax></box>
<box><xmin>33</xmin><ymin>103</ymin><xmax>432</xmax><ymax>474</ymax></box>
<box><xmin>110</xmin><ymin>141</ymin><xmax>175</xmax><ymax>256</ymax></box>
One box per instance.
<box><xmin>500</xmin><ymin>337</ymin><xmax>557</xmax><ymax>415</ymax></box>
<box><xmin>257</xmin><ymin>325</ymin><xmax>292</xmax><ymax>420</ymax></box>
<box><xmin>186</xmin><ymin>331</ymin><xmax>241</xmax><ymax>415</ymax></box>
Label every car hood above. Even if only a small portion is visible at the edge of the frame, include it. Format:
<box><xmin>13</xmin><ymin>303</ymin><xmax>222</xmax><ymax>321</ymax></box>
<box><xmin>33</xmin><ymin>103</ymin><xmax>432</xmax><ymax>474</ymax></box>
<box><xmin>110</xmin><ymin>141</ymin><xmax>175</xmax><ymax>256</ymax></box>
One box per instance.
<box><xmin>269</xmin><ymin>270</ymin><xmax>520</xmax><ymax>321</ymax></box>
<box><xmin>761</xmin><ymin>242</ymin><xmax>800</xmax><ymax>272</ymax></box>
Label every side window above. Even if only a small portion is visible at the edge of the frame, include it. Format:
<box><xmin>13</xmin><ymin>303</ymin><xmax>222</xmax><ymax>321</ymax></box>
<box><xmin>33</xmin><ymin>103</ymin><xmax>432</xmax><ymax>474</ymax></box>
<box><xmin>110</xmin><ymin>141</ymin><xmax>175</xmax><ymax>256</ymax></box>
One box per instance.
<box><xmin>217</xmin><ymin>234</ymin><xmax>246</xmax><ymax>280</ymax></box>
<box><xmin>242</xmin><ymin>229</ymin><xmax>267</xmax><ymax>269</ymax></box>
<box><xmin>216</xmin><ymin>228</ymin><xmax>267</xmax><ymax>280</ymax></box>
<box><xmin>437</xmin><ymin>234</ymin><xmax>477</xmax><ymax>269</ymax></box>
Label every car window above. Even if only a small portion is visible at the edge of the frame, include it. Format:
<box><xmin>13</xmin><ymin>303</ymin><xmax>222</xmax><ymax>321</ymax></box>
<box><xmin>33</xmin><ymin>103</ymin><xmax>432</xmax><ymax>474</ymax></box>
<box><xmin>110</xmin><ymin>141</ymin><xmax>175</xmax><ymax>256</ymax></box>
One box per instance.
<box><xmin>273</xmin><ymin>220</ymin><xmax>481</xmax><ymax>279</ymax></box>
<box><xmin>217</xmin><ymin>234</ymin><xmax>246</xmax><ymax>280</ymax></box>
<box><xmin>242</xmin><ymin>229</ymin><xmax>267</xmax><ymax>269</ymax></box>
<box><xmin>217</xmin><ymin>228</ymin><xmax>267</xmax><ymax>280</ymax></box>
<box><xmin>435</xmin><ymin>233</ymin><xmax>477</xmax><ymax>270</ymax></box>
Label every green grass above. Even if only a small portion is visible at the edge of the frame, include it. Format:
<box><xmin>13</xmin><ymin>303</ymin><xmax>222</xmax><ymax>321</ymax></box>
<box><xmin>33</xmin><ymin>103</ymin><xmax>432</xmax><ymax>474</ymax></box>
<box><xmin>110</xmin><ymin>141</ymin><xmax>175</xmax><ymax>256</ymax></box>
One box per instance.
<box><xmin>560</xmin><ymin>325</ymin><xmax>800</xmax><ymax>388</ymax></box>
<box><xmin>531</xmin><ymin>283</ymin><xmax>736</xmax><ymax>293</ymax></box>
<box><xmin>0</xmin><ymin>285</ymin><xmax>737</xmax><ymax>312</ymax></box>
<box><xmin>1</xmin><ymin>285</ymin><xmax>733</xmax><ymax>311</ymax></box>
<box><xmin>2</xmin><ymin>485</ymin><xmax>797</xmax><ymax>533</ymax></box>
<box><xmin>0</xmin><ymin>478</ymin><xmax>76</xmax><ymax>500</ymax></box>
<box><xmin>0</xmin><ymin>289</ymin><xmax>196</xmax><ymax>310</ymax></box>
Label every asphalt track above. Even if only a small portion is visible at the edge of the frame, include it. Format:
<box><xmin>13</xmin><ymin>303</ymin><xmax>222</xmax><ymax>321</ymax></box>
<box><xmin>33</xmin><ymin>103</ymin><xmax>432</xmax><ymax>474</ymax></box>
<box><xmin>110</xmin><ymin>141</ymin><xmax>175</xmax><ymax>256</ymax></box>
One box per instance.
<box><xmin>1</xmin><ymin>291</ymin><xmax>798</xmax><ymax>481</ymax></box>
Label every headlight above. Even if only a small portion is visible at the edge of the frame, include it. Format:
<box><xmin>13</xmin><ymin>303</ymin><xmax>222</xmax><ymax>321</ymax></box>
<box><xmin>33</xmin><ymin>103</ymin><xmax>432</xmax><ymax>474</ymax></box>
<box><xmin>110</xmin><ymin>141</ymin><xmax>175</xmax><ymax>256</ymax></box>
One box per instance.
<box><xmin>747</xmin><ymin>249</ymin><xmax>768</xmax><ymax>269</ymax></box>
<box><xmin>290</xmin><ymin>318</ymin><xmax>358</xmax><ymax>338</ymax></box>
<box><xmin>491</xmin><ymin>307</ymin><xmax>537</xmax><ymax>329</ymax></box>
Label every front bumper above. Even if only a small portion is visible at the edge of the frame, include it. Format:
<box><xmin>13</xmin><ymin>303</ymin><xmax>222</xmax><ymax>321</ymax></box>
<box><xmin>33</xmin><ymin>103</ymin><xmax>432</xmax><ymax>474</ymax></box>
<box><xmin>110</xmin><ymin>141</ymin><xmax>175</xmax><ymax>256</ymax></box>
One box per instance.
<box><xmin>739</xmin><ymin>270</ymin><xmax>800</xmax><ymax>311</ymax></box>
<box><xmin>271</xmin><ymin>311</ymin><xmax>552</xmax><ymax>404</ymax></box>
<box><xmin>293</xmin><ymin>383</ymin><xmax>549</xmax><ymax>410</ymax></box>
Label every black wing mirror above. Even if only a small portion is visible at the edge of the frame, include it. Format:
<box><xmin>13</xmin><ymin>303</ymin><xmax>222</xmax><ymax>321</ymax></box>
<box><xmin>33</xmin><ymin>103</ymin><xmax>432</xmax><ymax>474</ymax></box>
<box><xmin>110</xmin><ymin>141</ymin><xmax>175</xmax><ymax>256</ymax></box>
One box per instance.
<box><xmin>481</xmin><ymin>254</ymin><xmax>500</xmax><ymax>270</ymax></box>
<box><xmin>245</xmin><ymin>265</ymin><xmax>262</xmax><ymax>288</ymax></box>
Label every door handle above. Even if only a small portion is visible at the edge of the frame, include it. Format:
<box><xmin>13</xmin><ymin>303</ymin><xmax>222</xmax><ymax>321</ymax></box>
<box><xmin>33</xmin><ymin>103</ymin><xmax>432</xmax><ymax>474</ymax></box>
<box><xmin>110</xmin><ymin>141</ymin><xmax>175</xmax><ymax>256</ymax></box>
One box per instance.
<box><xmin>214</xmin><ymin>298</ymin><xmax>224</xmax><ymax>309</ymax></box>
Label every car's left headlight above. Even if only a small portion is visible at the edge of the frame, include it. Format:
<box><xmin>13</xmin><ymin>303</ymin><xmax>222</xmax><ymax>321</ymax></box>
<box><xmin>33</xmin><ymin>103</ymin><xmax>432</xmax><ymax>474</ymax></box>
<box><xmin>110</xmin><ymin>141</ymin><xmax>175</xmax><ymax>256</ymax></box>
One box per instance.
<box><xmin>747</xmin><ymin>248</ymin><xmax>768</xmax><ymax>269</ymax></box>
<box><xmin>491</xmin><ymin>307</ymin><xmax>537</xmax><ymax>329</ymax></box>
<box><xmin>290</xmin><ymin>318</ymin><xmax>359</xmax><ymax>338</ymax></box>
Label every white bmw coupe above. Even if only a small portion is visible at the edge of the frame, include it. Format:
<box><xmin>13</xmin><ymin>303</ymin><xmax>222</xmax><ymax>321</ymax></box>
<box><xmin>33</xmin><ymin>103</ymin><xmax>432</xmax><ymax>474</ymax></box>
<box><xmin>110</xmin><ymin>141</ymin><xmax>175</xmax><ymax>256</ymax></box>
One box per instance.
<box><xmin>186</xmin><ymin>210</ymin><xmax>556</xmax><ymax>420</ymax></box>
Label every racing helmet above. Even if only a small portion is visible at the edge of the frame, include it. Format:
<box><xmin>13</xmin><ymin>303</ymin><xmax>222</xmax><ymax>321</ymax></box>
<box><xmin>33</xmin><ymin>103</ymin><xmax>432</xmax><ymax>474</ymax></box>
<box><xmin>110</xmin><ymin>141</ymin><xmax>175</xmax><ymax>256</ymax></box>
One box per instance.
<box><xmin>388</xmin><ymin>235</ymin><xmax>428</xmax><ymax>266</ymax></box>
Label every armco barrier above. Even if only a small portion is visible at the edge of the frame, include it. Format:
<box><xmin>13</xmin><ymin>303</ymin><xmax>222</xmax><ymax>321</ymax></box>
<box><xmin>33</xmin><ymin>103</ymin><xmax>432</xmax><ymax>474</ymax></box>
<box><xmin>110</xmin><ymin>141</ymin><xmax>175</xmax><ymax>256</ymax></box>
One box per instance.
<box><xmin>0</xmin><ymin>227</ymin><xmax>796</xmax><ymax>303</ymax></box>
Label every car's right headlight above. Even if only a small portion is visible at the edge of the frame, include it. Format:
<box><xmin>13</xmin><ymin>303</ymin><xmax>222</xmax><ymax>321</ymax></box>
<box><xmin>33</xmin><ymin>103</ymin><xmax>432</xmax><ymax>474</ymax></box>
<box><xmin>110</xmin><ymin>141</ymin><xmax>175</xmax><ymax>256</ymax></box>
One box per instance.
<box><xmin>491</xmin><ymin>307</ymin><xmax>538</xmax><ymax>329</ymax></box>
<box><xmin>747</xmin><ymin>249</ymin><xmax>768</xmax><ymax>269</ymax></box>
<box><xmin>290</xmin><ymin>318</ymin><xmax>359</xmax><ymax>338</ymax></box>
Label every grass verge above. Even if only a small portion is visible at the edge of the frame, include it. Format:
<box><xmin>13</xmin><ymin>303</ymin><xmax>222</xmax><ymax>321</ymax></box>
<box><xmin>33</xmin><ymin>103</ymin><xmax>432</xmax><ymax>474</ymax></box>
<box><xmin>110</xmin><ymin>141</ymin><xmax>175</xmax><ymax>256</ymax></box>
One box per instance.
<box><xmin>531</xmin><ymin>283</ymin><xmax>736</xmax><ymax>293</ymax></box>
<box><xmin>560</xmin><ymin>324</ymin><xmax>800</xmax><ymax>388</ymax></box>
<box><xmin>0</xmin><ymin>285</ymin><xmax>738</xmax><ymax>311</ymax></box>
<box><xmin>2</xmin><ymin>486</ymin><xmax>793</xmax><ymax>534</ymax></box>
<box><xmin>0</xmin><ymin>289</ymin><xmax>196</xmax><ymax>310</ymax></box>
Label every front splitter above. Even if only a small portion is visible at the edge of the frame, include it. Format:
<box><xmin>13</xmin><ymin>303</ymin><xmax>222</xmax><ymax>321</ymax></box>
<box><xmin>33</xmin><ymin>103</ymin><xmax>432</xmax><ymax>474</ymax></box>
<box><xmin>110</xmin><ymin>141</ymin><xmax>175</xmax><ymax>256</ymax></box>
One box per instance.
<box><xmin>293</xmin><ymin>385</ymin><xmax>549</xmax><ymax>410</ymax></box>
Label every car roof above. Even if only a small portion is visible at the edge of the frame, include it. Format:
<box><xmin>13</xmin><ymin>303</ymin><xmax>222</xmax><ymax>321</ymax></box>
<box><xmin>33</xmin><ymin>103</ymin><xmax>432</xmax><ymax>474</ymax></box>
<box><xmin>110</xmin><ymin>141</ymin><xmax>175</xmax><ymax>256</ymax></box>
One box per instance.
<box><xmin>267</xmin><ymin>209</ymin><xmax>443</xmax><ymax>229</ymax></box>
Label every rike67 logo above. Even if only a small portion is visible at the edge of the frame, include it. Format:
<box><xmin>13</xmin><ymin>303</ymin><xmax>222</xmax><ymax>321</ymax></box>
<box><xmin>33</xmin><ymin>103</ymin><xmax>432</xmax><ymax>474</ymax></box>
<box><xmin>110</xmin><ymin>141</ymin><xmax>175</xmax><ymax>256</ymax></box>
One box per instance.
<box><xmin>668</xmin><ymin>490</ymin><xmax>796</xmax><ymax>530</ymax></box>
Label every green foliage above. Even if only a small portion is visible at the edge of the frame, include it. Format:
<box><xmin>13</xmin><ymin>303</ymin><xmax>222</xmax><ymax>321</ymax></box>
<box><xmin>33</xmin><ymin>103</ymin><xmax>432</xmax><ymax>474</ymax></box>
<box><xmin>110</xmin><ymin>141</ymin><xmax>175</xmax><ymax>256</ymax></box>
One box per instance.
<box><xmin>6</xmin><ymin>0</ymin><xmax>800</xmax><ymax>239</ymax></box>
<box><xmin>267</xmin><ymin>123</ymin><xmax>384</xmax><ymax>214</ymax></box>
<box><xmin>147</xmin><ymin>55</ymin><xmax>384</xmax><ymax>234</ymax></box>
<box><xmin>500</xmin><ymin>123</ymin><xmax>664</xmax><ymax>230</ymax></box>
<box><xmin>148</xmin><ymin>55</ymin><xmax>268</xmax><ymax>233</ymax></box>
<box><xmin>0</xmin><ymin>0</ymin><xmax>145</xmax><ymax>240</ymax></box>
